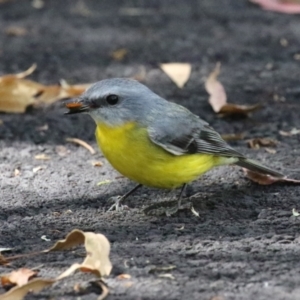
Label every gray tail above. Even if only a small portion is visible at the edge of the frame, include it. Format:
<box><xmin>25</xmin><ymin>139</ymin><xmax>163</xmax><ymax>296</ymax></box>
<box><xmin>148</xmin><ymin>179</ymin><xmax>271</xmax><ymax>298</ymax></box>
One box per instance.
<box><xmin>235</xmin><ymin>158</ymin><xmax>284</xmax><ymax>178</ymax></box>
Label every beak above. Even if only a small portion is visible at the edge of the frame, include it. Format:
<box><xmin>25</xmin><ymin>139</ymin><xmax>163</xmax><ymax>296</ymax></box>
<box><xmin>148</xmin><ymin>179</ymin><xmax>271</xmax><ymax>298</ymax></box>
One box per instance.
<box><xmin>64</xmin><ymin>98</ymin><xmax>90</xmax><ymax>115</ymax></box>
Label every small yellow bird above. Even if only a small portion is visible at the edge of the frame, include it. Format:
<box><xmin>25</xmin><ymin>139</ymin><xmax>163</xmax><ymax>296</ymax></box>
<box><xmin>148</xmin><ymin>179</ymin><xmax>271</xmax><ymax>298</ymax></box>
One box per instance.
<box><xmin>66</xmin><ymin>78</ymin><xmax>283</xmax><ymax>213</ymax></box>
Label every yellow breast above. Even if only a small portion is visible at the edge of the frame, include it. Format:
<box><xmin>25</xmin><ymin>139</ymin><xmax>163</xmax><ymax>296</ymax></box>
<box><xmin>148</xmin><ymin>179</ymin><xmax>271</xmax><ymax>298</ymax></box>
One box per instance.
<box><xmin>95</xmin><ymin>122</ymin><xmax>224</xmax><ymax>189</ymax></box>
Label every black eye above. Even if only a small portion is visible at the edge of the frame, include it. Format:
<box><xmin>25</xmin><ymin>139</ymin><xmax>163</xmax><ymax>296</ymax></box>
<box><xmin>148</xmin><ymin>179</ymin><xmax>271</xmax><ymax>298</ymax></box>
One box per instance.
<box><xmin>106</xmin><ymin>94</ymin><xmax>119</xmax><ymax>105</ymax></box>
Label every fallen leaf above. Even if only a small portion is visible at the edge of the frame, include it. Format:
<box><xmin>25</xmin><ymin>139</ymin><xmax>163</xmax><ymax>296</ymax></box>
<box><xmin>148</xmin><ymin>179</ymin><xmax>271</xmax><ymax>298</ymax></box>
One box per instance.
<box><xmin>46</xmin><ymin>229</ymin><xmax>112</xmax><ymax>278</ymax></box>
<box><xmin>117</xmin><ymin>274</ymin><xmax>131</xmax><ymax>280</ymax></box>
<box><xmin>160</xmin><ymin>63</ymin><xmax>191</xmax><ymax>88</ymax></box>
<box><xmin>205</xmin><ymin>62</ymin><xmax>227</xmax><ymax>112</ymax></box>
<box><xmin>66</xmin><ymin>138</ymin><xmax>95</xmax><ymax>155</ymax></box>
<box><xmin>265</xmin><ymin>148</ymin><xmax>277</xmax><ymax>154</ymax></box>
<box><xmin>32</xmin><ymin>166</ymin><xmax>44</xmax><ymax>173</ymax></box>
<box><xmin>205</xmin><ymin>63</ymin><xmax>262</xmax><ymax>116</ymax></box>
<box><xmin>34</xmin><ymin>154</ymin><xmax>51</xmax><ymax>160</ymax></box>
<box><xmin>279</xmin><ymin>128</ymin><xmax>300</xmax><ymax>136</ymax></box>
<box><xmin>14</xmin><ymin>169</ymin><xmax>20</xmax><ymax>177</ymax></box>
<box><xmin>92</xmin><ymin>161</ymin><xmax>103</xmax><ymax>167</ymax></box>
<box><xmin>250</xmin><ymin>0</ymin><xmax>300</xmax><ymax>14</ymax></box>
<box><xmin>111</xmin><ymin>48</ymin><xmax>128</xmax><ymax>61</ymax></box>
<box><xmin>247</xmin><ymin>137</ymin><xmax>278</xmax><ymax>149</ymax></box>
<box><xmin>0</xmin><ymin>268</ymin><xmax>38</xmax><ymax>287</ymax></box>
<box><xmin>244</xmin><ymin>169</ymin><xmax>300</xmax><ymax>185</ymax></box>
<box><xmin>292</xmin><ymin>208</ymin><xmax>300</xmax><ymax>217</ymax></box>
<box><xmin>0</xmin><ymin>65</ymin><xmax>90</xmax><ymax>113</ymax></box>
<box><xmin>4</xmin><ymin>26</ymin><xmax>28</xmax><ymax>37</ymax></box>
<box><xmin>0</xmin><ymin>278</ymin><xmax>55</xmax><ymax>300</ymax></box>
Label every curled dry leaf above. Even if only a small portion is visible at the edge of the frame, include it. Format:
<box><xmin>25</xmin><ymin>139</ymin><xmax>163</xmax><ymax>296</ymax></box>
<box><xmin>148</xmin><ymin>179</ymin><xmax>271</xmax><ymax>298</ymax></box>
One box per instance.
<box><xmin>160</xmin><ymin>63</ymin><xmax>191</xmax><ymax>88</ymax></box>
<box><xmin>46</xmin><ymin>229</ymin><xmax>112</xmax><ymax>278</ymax></box>
<box><xmin>244</xmin><ymin>169</ymin><xmax>300</xmax><ymax>185</ymax></box>
<box><xmin>205</xmin><ymin>63</ymin><xmax>262</xmax><ymax>116</ymax></box>
<box><xmin>250</xmin><ymin>0</ymin><xmax>300</xmax><ymax>14</ymax></box>
<box><xmin>0</xmin><ymin>229</ymin><xmax>112</xmax><ymax>300</ymax></box>
<box><xmin>247</xmin><ymin>137</ymin><xmax>278</xmax><ymax>149</ymax></box>
<box><xmin>0</xmin><ymin>268</ymin><xmax>38</xmax><ymax>288</ymax></box>
<box><xmin>66</xmin><ymin>138</ymin><xmax>95</xmax><ymax>155</ymax></box>
<box><xmin>0</xmin><ymin>64</ymin><xmax>90</xmax><ymax>113</ymax></box>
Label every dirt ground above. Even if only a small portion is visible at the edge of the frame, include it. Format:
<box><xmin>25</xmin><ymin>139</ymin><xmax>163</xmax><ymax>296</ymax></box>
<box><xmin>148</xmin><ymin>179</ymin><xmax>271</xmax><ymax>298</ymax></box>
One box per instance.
<box><xmin>1</xmin><ymin>0</ymin><xmax>300</xmax><ymax>299</ymax></box>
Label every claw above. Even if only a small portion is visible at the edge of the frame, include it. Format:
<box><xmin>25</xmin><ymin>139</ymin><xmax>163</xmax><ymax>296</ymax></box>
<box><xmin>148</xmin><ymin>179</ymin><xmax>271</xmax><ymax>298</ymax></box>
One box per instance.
<box><xmin>107</xmin><ymin>196</ymin><xmax>128</xmax><ymax>211</ymax></box>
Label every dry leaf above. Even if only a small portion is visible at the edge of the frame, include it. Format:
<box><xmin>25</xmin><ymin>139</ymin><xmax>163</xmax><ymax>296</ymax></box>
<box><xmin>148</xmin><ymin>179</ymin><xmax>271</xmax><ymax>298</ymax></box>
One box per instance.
<box><xmin>0</xmin><ymin>230</ymin><xmax>111</xmax><ymax>300</ymax></box>
<box><xmin>66</xmin><ymin>138</ymin><xmax>95</xmax><ymax>154</ymax></box>
<box><xmin>92</xmin><ymin>161</ymin><xmax>103</xmax><ymax>167</ymax></box>
<box><xmin>117</xmin><ymin>274</ymin><xmax>131</xmax><ymax>280</ymax></box>
<box><xmin>205</xmin><ymin>62</ymin><xmax>227</xmax><ymax>112</ymax></box>
<box><xmin>279</xmin><ymin>128</ymin><xmax>300</xmax><ymax>136</ymax></box>
<box><xmin>1</xmin><ymin>268</ymin><xmax>38</xmax><ymax>287</ymax></box>
<box><xmin>250</xmin><ymin>0</ymin><xmax>300</xmax><ymax>14</ymax></box>
<box><xmin>34</xmin><ymin>154</ymin><xmax>50</xmax><ymax>160</ymax></box>
<box><xmin>4</xmin><ymin>26</ymin><xmax>28</xmax><ymax>37</ymax></box>
<box><xmin>45</xmin><ymin>229</ymin><xmax>112</xmax><ymax>278</ymax></box>
<box><xmin>0</xmin><ymin>278</ymin><xmax>55</xmax><ymax>300</ymax></box>
<box><xmin>14</xmin><ymin>169</ymin><xmax>20</xmax><ymax>177</ymax></box>
<box><xmin>265</xmin><ymin>148</ymin><xmax>277</xmax><ymax>154</ymax></box>
<box><xmin>244</xmin><ymin>169</ymin><xmax>300</xmax><ymax>185</ymax></box>
<box><xmin>247</xmin><ymin>137</ymin><xmax>278</xmax><ymax>149</ymax></box>
<box><xmin>111</xmin><ymin>48</ymin><xmax>128</xmax><ymax>61</ymax></box>
<box><xmin>205</xmin><ymin>63</ymin><xmax>262</xmax><ymax>116</ymax></box>
<box><xmin>160</xmin><ymin>63</ymin><xmax>191</xmax><ymax>88</ymax></box>
<box><xmin>0</xmin><ymin>65</ymin><xmax>90</xmax><ymax>113</ymax></box>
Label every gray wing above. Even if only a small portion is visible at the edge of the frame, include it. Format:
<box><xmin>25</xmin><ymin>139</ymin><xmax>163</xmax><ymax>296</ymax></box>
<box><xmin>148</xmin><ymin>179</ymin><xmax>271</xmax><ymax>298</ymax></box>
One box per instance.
<box><xmin>148</xmin><ymin>114</ymin><xmax>244</xmax><ymax>158</ymax></box>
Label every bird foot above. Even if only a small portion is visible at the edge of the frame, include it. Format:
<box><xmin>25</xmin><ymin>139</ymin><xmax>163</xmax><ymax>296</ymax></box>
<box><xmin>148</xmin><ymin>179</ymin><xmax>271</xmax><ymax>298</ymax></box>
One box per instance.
<box><xmin>143</xmin><ymin>199</ymin><xmax>194</xmax><ymax>216</ymax></box>
<box><xmin>107</xmin><ymin>196</ymin><xmax>129</xmax><ymax>212</ymax></box>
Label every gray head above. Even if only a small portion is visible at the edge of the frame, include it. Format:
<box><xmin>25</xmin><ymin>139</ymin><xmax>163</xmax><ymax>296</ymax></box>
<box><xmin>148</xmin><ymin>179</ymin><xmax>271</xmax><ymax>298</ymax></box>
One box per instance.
<box><xmin>65</xmin><ymin>78</ymin><xmax>167</xmax><ymax>126</ymax></box>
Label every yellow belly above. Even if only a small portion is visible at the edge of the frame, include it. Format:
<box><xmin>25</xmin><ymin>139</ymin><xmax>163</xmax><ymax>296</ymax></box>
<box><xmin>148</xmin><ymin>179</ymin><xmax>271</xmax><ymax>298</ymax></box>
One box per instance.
<box><xmin>95</xmin><ymin>122</ymin><xmax>228</xmax><ymax>189</ymax></box>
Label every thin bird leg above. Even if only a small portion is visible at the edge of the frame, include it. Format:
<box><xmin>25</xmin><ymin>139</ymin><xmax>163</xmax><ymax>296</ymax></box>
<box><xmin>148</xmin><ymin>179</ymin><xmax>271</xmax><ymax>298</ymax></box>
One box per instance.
<box><xmin>107</xmin><ymin>184</ymin><xmax>142</xmax><ymax>211</ymax></box>
<box><xmin>177</xmin><ymin>183</ymin><xmax>187</xmax><ymax>209</ymax></box>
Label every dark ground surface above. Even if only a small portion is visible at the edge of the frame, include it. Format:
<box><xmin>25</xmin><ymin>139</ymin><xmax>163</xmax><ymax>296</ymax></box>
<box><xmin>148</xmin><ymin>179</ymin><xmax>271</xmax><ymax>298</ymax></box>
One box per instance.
<box><xmin>1</xmin><ymin>0</ymin><xmax>300</xmax><ymax>299</ymax></box>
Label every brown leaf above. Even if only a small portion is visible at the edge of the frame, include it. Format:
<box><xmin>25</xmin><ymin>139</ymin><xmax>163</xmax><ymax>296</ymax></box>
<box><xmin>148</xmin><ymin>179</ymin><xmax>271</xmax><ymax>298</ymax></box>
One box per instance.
<box><xmin>205</xmin><ymin>63</ymin><xmax>262</xmax><ymax>116</ymax></box>
<box><xmin>160</xmin><ymin>63</ymin><xmax>191</xmax><ymax>88</ymax></box>
<box><xmin>250</xmin><ymin>0</ymin><xmax>300</xmax><ymax>14</ymax></box>
<box><xmin>0</xmin><ymin>278</ymin><xmax>54</xmax><ymax>300</ymax></box>
<box><xmin>247</xmin><ymin>137</ymin><xmax>278</xmax><ymax>149</ymax></box>
<box><xmin>1</xmin><ymin>268</ymin><xmax>38</xmax><ymax>287</ymax></box>
<box><xmin>0</xmin><ymin>65</ymin><xmax>90</xmax><ymax>113</ymax></box>
<box><xmin>244</xmin><ymin>169</ymin><xmax>300</xmax><ymax>185</ymax></box>
<box><xmin>46</xmin><ymin>229</ymin><xmax>112</xmax><ymax>278</ymax></box>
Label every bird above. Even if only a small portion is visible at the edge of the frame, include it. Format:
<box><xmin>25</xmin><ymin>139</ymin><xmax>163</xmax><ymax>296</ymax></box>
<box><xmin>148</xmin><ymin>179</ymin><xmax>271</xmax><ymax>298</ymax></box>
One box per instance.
<box><xmin>65</xmin><ymin>78</ymin><xmax>283</xmax><ymax>214</ymax></box>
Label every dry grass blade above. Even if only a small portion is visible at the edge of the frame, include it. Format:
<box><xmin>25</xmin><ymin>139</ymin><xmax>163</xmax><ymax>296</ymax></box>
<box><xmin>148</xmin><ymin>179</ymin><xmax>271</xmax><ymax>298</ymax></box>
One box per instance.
<box><xmin>66</xmin><ymin>138</ymin><xmax>95</xmax><ymax>154</ymax></box>
<box><xmin>244</xmin><ymin>169</ymin><xmax>300</xmax><ymax>185</ymax></box>
<box><xmin>160</xmin><ymin>63</ymin><xmax>191</xmax><ymax>88</ymax></box>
